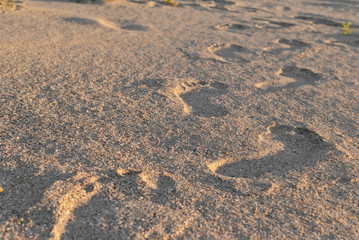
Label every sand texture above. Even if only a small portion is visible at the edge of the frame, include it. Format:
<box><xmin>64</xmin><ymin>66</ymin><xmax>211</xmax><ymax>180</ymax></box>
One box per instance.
<box><xmin>1</xmin><ymin>0</ymin><xmax>359</xmax><ymax>239</ymax></box>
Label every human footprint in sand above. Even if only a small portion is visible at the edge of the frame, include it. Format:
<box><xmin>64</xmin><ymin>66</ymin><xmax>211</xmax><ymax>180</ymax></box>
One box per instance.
<box><xmin>216</xmin><ymin>125</ymin><xmax>334</xmax><ymax>178</ymax></box>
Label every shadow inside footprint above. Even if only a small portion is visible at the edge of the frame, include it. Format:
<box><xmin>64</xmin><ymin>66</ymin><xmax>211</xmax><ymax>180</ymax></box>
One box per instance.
<box><xmin>216</xmin><ymin>125</ymin><xmax>334</xmax><ymax>178</ymax></box>
<box><xmin>151</xmin><ymin>175</ymin><xmax>176</xmax><ymax>205</ymax></box>
<box><xmin>180</xmin><ymin>82</ymin><xmax>229</xmax><ymax>117</ymax></box>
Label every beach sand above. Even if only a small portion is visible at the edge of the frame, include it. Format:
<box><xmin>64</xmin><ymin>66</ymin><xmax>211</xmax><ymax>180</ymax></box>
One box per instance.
<box><xmin>1</xmin><ymin>0</ymin><xmax>359</xmax><ymax>238</ymax></box>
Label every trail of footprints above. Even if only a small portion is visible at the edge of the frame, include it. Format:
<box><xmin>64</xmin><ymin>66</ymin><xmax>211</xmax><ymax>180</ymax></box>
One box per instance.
<box><xmin>165</xmin><ymin>66</ymin><xmax>321</xmax><ymax>118</ymax></box>
<box><xmin>1</xmin><ymin>124</ymin><xmax>343</xmax><ymax>239</ymax></box>
<box><xmin>2</xmin><ymin>5</ymin><xmax>352</xmax><ymax>239</ymax></box>
<box><xmin>167</xmin><ymin>65</ymin><xmax>321</xmax><ymax>117</ymax></box>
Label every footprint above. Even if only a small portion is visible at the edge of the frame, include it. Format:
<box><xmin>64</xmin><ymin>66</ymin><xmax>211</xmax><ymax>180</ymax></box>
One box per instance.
<box><xmin>42</xmin><ymin>172</ymin><xmax>102</xmax><ymax>240</ymax></box>
<box><xmin>40</xmin><ymin>168</ymin><xmax>178</xmax><ymax>239</ymax></box>
<box><xmin>265</xmin><ymin>39</ymin><xmax>311</xmax><ymax>55</ymax></box>
<box><xmin>209</xmin><ymin>0</ymin><xmax>236</xmax><ymax>12</ymax></box>
<box><xmin>306</xmin><ymin>0</ymin><xmax>359</xmax><ymax>9</ymax></box>
<box><xmin>280</xmin><ymin>66</ymin><xmax>322</xmax><ymax>85</ymax></box>
<box><xmin>214</xmin><ymin>23</ymin><xmax>247</xmax><ymax>32</ymax></box>
<box><xmin>277</xmin><ymin>39</ymin><xmax>311</xmax><ymax>49</ymax></box>
<box><xmin>269</xmin><ymin>21</ymin><xmax>296</xmax><ymax>28</ymax></box>
<box><xmin>0</xmin><ymin>166</ymin><xmax>73</xmax><ymax>239</ymax></box>
<box><xmin>170</xmin><ymin>81</ymin><xmax>229</xmax><ymax>117</ymax></box>
<box><xmin>213</xmin><ymin>125</ymin><xmax>334</xmax><ymax>178</ymax></box>
<box><xmin>42</xmin><ymin>169</ymin><xmax>145</xmax><ymax>240</ymax></box>
<box><xmin>213</xmin><ymin>0</ymin><xmax>235</xmax><ymax>5</ymax></box>
<box><xmin>240</xmin><ymin>6</ymin><xmax>273</xmax><ymax>14</ymax></box>
<box><xmin>210</xmin><ymin>5</ymin><xmax>231</xmax><ymax>12</ymax></box>
<box><xmin>64</xmin><ymin>17</ymin><xmax>98</xmax><ymax>26</ymax></box>
<box><xmin>208</xmin><ymin>43</ymin><xmax>255</xmax><ymax>63</ymax></box>
<box><xmin>255</xmin><ymin>66</ymin><xmax>322</xmax><ymax>90</ymax></box>
<box><xmin>120</xmin><ymin>24</ymin><xmax>148</xmax><ymax>31</ymax></box>
<box><xmin>294</xmin><ymin>15</ymin><xmax>341</xmax><ymax>27</ymax></box>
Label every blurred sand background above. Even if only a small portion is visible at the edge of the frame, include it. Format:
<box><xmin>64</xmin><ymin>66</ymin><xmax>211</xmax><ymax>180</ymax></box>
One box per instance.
<box><xmin>1</xmin><ymin>0</ymin><xmax>359</xmax><ymax>238</ymax></box>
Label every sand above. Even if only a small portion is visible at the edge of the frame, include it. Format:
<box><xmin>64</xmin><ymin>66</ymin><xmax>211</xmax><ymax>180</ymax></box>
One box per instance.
<box><xmin>0</xmin><ymin>0</ymin><xmax>358</xmax><ymax>239</ymax></box>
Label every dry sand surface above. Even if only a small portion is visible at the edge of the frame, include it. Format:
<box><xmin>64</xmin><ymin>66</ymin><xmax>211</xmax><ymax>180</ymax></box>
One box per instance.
<box><xmin>1</xmin><ymin>0</ymin><xmax>359</xmax><ymax>238</ymax></box>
